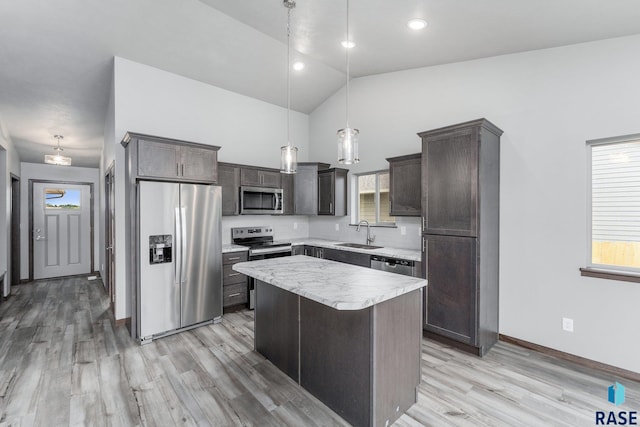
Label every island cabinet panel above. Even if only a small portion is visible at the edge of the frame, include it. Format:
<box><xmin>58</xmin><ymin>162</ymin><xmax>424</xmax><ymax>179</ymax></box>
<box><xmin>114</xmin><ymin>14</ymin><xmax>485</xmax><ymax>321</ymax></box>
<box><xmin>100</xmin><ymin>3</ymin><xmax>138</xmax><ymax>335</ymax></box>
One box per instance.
<box><xmin>254</xmin><ymin>281</ymin><xmax>299</xmax><ymax>381</ymax></box>
<box><xmin>387</xmin><ymin>153</ymin><xmax>422</xmax><ymax>217</ymax></box>
<box><xmin>372</xmin><ymin>289</ymin><xmax>422</xmax><ymax>426</ymax></box>
<box><xmin>300</xmin><ymin>298</ymin><xmax>372</xmax><ymax>427</ymax></box>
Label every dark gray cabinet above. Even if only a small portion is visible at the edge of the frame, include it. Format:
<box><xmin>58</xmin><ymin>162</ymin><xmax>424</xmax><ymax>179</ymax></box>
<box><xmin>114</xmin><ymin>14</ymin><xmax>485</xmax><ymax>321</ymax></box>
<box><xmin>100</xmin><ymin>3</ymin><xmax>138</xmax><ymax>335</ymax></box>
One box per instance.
<box><xmin>419</xmin><ymin>118</ymin><xmax>502</xmax><ymax>356</ymax></box>
<box><xmin>241</xmin><ymin>167</ymin><xmax>281</xmax><ymax>188</ymax></box>
<box><xmin>218</xmin><ymin>162</ymin><xmax>240</xmax><ymax>216</ymax></box>
<box><xmin>292</xmin><ymin>245</ymin><xmax>305</xmax><ymax>255</ymax></box>
<box><xmin>423</xmin><ymin>235</ymin><xmax>477</xmax><ymax>345</ymax></box>
<box><xmin>294</xmin><ymin>163</ymin><xmax>330</xmax><ymax>215</ymax></box>
<box><xmin>281</xmin><ymin>173</ymin><xmax>295</xmax><ymax>215</ymax></box>
<box><xmin>387</xmin><ymin>153</ymin><xmax>421</xmax><ymax>217</ymax></box>
<box><xmin>304</xmin><ymin>245</ymin><xmax>324</xmax><ymax>258</ymax></box>
<box><xmin>222</xmin><ymin>251</ymin><xmax>249</xmax><ymax>309</ymax></box>
<box><xmin>133</xmin><ymin>134</ymin><xmax>219</xmax><ymax>183</ymax></box>
<box><xmin>322</xmin><ymin>248</ymin><xmax>370</xmax><ymax>267</ymax></box>
<box><xmin>318</xmin><ymin>168</ymin><xmax>348</xmax><ymax>216</ymax></box>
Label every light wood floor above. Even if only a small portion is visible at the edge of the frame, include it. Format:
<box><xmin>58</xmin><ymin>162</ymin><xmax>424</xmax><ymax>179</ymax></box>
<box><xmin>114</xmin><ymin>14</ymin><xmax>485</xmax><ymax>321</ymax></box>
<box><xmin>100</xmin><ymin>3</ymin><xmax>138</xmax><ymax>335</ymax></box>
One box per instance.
<box><xmin>0</xmin><ymin>277</ymin><xmax>637</xmax><ymax>426</ymax></box>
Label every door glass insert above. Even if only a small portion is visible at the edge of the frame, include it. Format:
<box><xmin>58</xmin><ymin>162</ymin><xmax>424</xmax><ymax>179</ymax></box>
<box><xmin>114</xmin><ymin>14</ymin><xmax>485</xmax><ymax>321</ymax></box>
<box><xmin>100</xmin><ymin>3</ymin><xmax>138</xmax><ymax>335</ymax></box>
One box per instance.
<box><xmin>45</xmin><ymin>188</ymin><xmax>81</xmax><ymax>209</ymax></box>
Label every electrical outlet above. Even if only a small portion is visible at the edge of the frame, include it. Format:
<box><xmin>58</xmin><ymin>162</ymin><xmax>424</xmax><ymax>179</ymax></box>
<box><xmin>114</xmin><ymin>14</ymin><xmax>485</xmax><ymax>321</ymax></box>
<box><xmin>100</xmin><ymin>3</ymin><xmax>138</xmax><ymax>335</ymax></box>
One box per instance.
<box><xmin>400</xmin><ymin>226</ymin><xmax>406</xmax><ymax>235</ymax></box>
<box><xmin>293</xmin><ymin>222</ymin><xmax>298</xmax><ymax>230</ymax></box>
<box><xmin>562</xmin><ymin>317</ymin><xmax>574</xmax><ymax>332</ymax></box>
<box><xmin>335</xmin><ymin>223</ymin><xmax>340</xmax><ymax>231</ymax></box>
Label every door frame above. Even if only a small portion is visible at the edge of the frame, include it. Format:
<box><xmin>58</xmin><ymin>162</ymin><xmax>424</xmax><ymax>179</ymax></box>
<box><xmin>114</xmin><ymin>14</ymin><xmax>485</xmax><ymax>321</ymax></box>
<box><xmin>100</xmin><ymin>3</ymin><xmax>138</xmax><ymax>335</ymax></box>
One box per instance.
<box><xmin>28</xmin><ymin>179</ymin><xmax>95</xmax><ymax>281</ymax></box>
<box><xmin>105</xmin><ymin>163</ymin><xmax>115</xmax><ymax>313</ymax></box>
<box><xmin>10</xmin><ymin>174</ymin><xmax>20</xmax><ymax>287</ymax></box>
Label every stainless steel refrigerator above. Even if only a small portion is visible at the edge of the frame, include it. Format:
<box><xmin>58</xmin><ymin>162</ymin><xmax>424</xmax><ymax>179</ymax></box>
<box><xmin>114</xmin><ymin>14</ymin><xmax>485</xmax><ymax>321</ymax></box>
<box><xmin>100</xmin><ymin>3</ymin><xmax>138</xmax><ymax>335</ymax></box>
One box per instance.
<box><xmin>137</xmin><ymin>180</ymin><xmax>222</xmax><ymax>342</ymax></box>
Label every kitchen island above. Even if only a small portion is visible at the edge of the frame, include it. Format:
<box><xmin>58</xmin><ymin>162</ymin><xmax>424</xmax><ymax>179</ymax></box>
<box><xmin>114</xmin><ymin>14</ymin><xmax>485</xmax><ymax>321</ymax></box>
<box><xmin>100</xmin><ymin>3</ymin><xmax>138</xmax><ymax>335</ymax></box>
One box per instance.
<box><xmin>233</xmin><ymin>255</ymin><xmax>427</xmax><ymax>427</ymax></box>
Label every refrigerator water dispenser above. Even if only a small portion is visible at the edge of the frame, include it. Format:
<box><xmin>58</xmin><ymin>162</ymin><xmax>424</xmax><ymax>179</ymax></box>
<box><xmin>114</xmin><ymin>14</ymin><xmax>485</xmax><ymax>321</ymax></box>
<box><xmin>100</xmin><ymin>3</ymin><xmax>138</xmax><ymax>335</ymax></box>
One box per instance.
<box><xmin>149</xmin><ymin>235</ymin><xmax>172</xmax><ymax>264</ymax></box>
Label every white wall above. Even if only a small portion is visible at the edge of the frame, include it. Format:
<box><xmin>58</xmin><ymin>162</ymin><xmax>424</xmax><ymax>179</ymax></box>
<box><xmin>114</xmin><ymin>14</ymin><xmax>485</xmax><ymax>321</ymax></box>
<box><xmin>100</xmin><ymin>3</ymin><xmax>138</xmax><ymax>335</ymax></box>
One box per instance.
<box><xmin>98</xmin><ymin>63</ymin><xmax>116</xmax><ymax>285</ymax></box>
<box><xmin>19</xmin><ymin>163</ymin><xmax>100</xmax><ymax>280</ymax></box>
<box><xmin>0</xmin><ymin>120</ymin><xmax>21</xmax><ymax>296</ymax></box>
<box><xmin>109</xmin><ymin>57</ymin><xmax>310</xmax><ymax>320</ymax></box>
<box><xmin>309</xmin><ymin>34</ymin><xmax>640</xmax><ymax>373</ymax></box>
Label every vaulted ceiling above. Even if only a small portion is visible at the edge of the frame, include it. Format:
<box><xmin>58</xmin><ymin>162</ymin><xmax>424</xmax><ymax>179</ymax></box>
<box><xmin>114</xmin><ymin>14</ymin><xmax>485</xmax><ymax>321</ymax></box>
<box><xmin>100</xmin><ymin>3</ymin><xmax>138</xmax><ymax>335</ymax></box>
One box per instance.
<box><xmin>2</xmin><ymin>0</ymin><xmax>640</xmax><ymax>167</ymax></box>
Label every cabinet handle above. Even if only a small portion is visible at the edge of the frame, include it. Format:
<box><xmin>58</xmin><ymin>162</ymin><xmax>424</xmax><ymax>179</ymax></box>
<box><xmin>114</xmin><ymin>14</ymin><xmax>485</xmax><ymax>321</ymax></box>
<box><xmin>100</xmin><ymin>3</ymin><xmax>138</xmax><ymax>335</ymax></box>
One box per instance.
<box><xmin>177</xmin><ymin>163</ymin><xmax>180</xmax><ymax>175</ymax></box>
<box><xmin>422</xmin><ymin>237</ymin><xmax>426</xmax><ymax>253</ymax></box>
<box><xmin>228</xmin><ymin>293</ymin><xmax>241</xmax><ymax>297</ymax></box>
<box><xmin>422</xmin><ymin>216</ymin><xmax>426</xmax><ymax>230</ymax></box>
<box><xmin>227</xmin><ymin>256</ymin><xmax>241</xmax><ymax>261</ymax></box>
<box><xmin>181</xmin><ymin>164</ymin><xmax>185</xmax><ymax>176</ymax></box>
<box><xmin>228</xmin><ymin>273</ymin><xmax>241</xmax><ymax>277</ymax></box>
<box><xmin>329</xmin><ymin>202</ymin><xmax>333</xmax><ymax>213</ymax></box>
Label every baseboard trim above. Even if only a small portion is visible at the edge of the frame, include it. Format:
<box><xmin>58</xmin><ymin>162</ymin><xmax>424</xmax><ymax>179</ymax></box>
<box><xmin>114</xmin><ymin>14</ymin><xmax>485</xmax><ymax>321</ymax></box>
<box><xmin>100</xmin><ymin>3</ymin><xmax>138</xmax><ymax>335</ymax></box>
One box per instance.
<box><xmin>499</xmin><ymin>334</ymin><xmax>640</xmax><ymax>383</ymax></box>
<box><xmin>115</xmin><ymin>317</ymin><xmax>131</xmax><ymax>329</ymax></box>
<box><xmin>423</xmin><ymin>330</ymin><xmax>482</xmax><ymax>356</ymax></box>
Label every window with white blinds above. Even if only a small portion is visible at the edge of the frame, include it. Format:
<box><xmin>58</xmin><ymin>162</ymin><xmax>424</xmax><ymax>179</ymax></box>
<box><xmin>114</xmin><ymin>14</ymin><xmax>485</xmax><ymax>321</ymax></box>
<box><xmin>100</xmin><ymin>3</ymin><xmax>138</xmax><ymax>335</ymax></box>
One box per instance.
<box><xmin>588</xmin><ymin>136</ymin><xmax>640</xmax><ymax>271</ymax></box>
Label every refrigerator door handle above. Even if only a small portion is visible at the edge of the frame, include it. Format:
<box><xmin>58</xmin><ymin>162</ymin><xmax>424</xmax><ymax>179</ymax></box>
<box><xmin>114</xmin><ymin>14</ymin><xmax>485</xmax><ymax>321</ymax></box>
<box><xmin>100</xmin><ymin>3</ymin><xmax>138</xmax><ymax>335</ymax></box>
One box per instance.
<box><xmin>180</xmin><ymin>207</ymin><xmax>187</xmax><ymax>284</ymax></box>
<box><xmin>174</xmin><ymin>207</ymin><xmax>182</xmax><ymax>284</ymax></box>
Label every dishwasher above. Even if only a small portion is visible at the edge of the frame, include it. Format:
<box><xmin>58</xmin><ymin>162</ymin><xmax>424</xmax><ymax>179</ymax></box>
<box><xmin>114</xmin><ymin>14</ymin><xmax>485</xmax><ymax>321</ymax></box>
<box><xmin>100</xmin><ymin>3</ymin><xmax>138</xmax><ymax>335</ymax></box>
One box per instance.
<box><xmin>370</xmin><ymin>255</ymin><xmax>416</xmax><ymax>277</ymax></box>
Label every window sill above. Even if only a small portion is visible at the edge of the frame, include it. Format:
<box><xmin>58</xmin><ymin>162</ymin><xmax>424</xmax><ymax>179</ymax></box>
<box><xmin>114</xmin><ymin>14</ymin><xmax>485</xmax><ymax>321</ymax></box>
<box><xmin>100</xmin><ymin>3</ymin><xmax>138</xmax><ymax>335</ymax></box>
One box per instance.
<box><xmin>348</xmin><ymin>224</ymin><xmax>397</xmax><ymax>229</ymax></box>
<box><xmin>579</xmin><ymin>267</ymin><xmax>640</xmax><ymax>283</ymax></box>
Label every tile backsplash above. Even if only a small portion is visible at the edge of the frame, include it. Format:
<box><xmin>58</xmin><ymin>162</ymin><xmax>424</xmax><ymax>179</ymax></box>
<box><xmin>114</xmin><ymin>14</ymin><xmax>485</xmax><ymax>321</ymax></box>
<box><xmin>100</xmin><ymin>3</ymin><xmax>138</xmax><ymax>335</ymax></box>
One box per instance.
<box><xmin>308</xmin><ymin>216</ymin><xmax>421</xmax><ymax>250</ymax></box>
<box><xmin>222</xmin><ymin>214</ymin><xmax>420</xmax><ymax>250</ymax></box>
<box><xmin>221</xmin><ymin>215</ymin><xmax>310</xmax><ymax>244</ymax></box>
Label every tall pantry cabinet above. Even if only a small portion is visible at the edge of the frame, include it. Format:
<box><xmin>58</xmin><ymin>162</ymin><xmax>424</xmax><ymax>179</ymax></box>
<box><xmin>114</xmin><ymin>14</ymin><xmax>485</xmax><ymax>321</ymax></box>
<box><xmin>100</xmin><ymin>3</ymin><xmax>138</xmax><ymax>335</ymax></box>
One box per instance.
<box><xmin>419</xmin><ymin>119</ymin><xmax>502</xmax><ymax>356</ymax></box>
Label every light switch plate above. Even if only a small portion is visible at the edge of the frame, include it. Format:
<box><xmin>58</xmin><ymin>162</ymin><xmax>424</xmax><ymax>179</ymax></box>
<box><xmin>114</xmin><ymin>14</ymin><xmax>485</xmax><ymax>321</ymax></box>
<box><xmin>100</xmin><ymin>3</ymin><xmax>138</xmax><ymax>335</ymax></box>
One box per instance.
<box><xmin>400</xmin><ymin>226</ymin><xmax>406</xmax><ymax>235</ymax></box>
<box><xmin>335</xmin><ymin>223</ymin><xmax>340</xmax><ymax>231</ymax></box>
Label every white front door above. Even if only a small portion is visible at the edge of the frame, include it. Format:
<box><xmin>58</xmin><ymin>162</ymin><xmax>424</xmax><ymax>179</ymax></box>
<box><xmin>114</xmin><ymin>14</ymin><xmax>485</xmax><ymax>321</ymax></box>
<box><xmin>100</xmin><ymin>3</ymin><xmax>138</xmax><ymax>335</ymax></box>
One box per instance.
<box><xmin>33</xmin><ymin>182</ymin><xmax>91</xmax><ymax>280</ymax></box>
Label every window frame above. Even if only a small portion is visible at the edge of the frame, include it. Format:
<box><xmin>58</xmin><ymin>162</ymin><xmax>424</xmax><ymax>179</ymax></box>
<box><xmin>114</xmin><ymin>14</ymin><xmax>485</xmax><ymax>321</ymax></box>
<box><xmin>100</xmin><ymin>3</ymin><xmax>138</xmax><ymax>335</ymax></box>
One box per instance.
<box><xmin>585</xmin><ymin>133</ymin><xmax>640</xmax><ymax>277</ymax></box>
<box><xmin>353</xmin><ymin>169</ymin><xmax>396</xmax><ymax>227</ymax></box>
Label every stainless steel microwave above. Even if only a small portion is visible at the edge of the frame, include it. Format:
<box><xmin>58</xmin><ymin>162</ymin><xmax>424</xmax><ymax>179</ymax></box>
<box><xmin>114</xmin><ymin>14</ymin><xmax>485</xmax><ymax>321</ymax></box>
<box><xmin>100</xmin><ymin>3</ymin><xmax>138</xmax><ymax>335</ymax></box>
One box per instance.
<box><xmin>240</xmin><ymin>186</ymin><xmax>284</xmax><ymax>215</ymax></box>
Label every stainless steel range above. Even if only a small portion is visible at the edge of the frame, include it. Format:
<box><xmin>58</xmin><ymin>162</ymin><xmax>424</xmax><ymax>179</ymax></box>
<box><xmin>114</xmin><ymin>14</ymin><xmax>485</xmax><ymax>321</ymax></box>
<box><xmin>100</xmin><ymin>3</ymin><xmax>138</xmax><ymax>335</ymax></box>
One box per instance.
<box><xmin>231</xmin><ymin>226</ymin><xmax>292</xmax><ymax>308</ymax></box>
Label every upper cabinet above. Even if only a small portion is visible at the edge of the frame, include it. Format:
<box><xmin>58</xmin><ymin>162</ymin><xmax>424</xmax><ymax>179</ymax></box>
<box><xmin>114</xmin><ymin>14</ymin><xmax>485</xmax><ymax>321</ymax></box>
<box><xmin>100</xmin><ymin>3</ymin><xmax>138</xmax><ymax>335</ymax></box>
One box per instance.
<box><xmin>218</xmin><ymin>162</ymin><xmax>241</xmax><ymax>216</ymax></box>
<box><xmin>122</xmin><ymin>132</ymin><xmax>220</xmax><ymax>183</ymax></box>
<box><xmin>387</xmin><ymin>153</ymin><xmax>421</xmax><ymax>217</ymax></box>
<box><xmin>241</xmin><ymin>167</ymin><xmax>281</xmax><ymax>188</ymax></box>
<box><xmin>281</xmin><ymin>173</ymin><xmax>295</xmax><ymax>215</ymax></box>
<box><xmin>419</xmin><ymin>121</ymin><xmax>501</xmax><ymax>236</ymax></box>
<box><xmin>294</xmin><ymin>163</ymin><xmax>330</xmax><ymax>215</ymax></box>
<box><xmin>318</xmin><ymin>168</ymin><xmax>348</xmax><ymax>216</ymax></box>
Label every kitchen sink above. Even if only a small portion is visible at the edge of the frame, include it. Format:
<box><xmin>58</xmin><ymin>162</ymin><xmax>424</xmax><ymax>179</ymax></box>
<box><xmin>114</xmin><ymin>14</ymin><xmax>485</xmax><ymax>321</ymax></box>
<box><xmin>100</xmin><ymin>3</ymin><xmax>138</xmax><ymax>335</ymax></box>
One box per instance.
<box><xmin>336</xmin><ymin>243</ymin><xmax>384</xmax><ymax>250</ymax></box>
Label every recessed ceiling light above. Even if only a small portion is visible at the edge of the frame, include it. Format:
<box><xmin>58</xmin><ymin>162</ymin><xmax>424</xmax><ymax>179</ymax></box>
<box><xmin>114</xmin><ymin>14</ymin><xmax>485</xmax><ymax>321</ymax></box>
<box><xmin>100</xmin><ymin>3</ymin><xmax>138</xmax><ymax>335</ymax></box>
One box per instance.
<box><xmin>341</xmin><ymin>40</ymin><xmax>355</xmax><ymax>49</ymax></box>
<box><xmin>407</xmin><ymin>19</ymin><xmax>427</xmax><ymax>30</ymax></box>
<box><xmin>293</xmin><ymin>61</ymin><xmax>305</xmax><ymax>71</ymax></box>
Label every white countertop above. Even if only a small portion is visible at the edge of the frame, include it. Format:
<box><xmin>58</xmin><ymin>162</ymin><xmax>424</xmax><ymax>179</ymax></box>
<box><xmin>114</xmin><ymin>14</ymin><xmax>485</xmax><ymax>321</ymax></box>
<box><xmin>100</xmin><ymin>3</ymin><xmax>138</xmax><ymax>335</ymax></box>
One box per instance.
<box><xmin>289</xmin><ymin>238</ymin><xmax>421</xmax><ymax>262</ymax></box>
<box><xmin>222</xmin><ymin>244</ymin><xmax>249</xmax><ymax>253</ymax></box>
<box><xmin>233</xmin><ymin>255</ymin><xmax>427</xmax><ymax>310</ymax></box>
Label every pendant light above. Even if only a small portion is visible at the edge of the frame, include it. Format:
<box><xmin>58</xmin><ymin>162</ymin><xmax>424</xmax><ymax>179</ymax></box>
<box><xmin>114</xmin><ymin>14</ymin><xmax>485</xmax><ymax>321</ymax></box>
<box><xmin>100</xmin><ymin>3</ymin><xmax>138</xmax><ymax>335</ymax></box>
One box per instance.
<box><xmin>44</xmin><ymin>135</ymin><xmax>72</xmax><ymax>166</ymax></box>
<box><xmin>280</xmin><ymin>0</ymin><xmax>298</xmax><ymax>174</ymax></box>
<box><xmin>337</xmin><ymin>0</ymin><xmax>359</xmax><ymax>165</ymax></box>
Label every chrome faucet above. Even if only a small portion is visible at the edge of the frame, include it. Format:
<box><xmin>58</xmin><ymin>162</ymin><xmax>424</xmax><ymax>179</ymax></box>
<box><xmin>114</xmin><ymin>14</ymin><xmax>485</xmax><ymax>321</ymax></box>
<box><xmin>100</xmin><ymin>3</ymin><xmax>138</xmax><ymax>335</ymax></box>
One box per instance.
<box><xmin>356</xmin><ymin>220</ymin><xmax>375</xmax><ymax>246</ymax></box>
